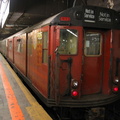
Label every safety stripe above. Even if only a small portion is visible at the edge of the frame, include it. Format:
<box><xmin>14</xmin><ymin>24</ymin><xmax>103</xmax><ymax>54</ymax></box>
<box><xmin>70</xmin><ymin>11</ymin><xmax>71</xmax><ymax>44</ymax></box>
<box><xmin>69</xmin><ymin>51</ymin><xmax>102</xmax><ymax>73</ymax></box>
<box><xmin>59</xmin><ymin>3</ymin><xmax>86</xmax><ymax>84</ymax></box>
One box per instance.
<box><xmin>0</xmin><ymin>62</ymin><xmax>25</xmax><ymax>120</ymax></box>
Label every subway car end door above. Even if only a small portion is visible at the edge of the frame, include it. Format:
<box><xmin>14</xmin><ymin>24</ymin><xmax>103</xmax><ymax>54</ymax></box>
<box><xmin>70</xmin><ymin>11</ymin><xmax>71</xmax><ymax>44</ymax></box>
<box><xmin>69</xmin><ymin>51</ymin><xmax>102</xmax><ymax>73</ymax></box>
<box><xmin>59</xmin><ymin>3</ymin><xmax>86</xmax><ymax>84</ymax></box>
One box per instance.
<box><xmin>82</xmin><ymin>30</ymin><xmax>104</xmax><ymax>95</ymax></box>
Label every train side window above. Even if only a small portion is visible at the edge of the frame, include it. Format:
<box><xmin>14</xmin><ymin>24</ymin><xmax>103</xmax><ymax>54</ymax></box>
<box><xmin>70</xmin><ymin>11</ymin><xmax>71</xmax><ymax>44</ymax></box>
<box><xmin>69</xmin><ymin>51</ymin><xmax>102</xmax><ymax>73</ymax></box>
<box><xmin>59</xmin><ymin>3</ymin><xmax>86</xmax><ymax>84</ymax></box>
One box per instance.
<box><xmin>28</xmin><ymin>33</ymin><xmax>33</xmax><ymax>55</ymax></box>
<box><xmin>9</xmin><ymin>41</ymin><xmax>12</xmax><ymax>50</ymax></box>
<box><xmin>84</xmin><ymin>33</ymin><xmax>102</xmax><ymax>56</ymax></box>
<box><xmin>42</xmin><ymin>32</ymin><xmax>48</xmax><ymax>63</ymax></box>
<box><xmin>17</xmin><ymin>39</ymin><xmax>22</xmax><ymax>53</ymax></box>
<box><xmin>58</xmin><ymin>29</ymin><xmax>78</xmax><ymax>55</ymax></box>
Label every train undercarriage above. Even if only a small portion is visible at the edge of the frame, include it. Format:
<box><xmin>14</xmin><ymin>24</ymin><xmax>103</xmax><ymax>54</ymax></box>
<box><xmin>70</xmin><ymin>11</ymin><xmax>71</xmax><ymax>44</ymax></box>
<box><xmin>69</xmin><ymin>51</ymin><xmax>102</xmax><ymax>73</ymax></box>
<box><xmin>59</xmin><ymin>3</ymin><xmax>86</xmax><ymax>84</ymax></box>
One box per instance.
<box><xmin>53</xmin><ymin>101</ymin><xmax>120</xmax><ymax>120</ymax></box>
<box><xmin>54</xmin><ymin>107</ymin><xmax>104</xmax><ymax>120</ymax></box>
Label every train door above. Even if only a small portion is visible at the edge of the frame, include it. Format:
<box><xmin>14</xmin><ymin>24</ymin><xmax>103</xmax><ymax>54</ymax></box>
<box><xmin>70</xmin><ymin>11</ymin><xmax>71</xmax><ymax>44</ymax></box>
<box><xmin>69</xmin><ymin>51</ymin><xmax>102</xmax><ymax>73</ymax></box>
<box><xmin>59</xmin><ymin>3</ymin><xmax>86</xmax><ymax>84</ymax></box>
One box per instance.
<box><xmin>54</xmin><ymin>26</ymin><xmax>83</xmax><ymax>102</ymax></box>
<box><xmin>82</xmin><ymin>30</ymin><xmax>104</xmax><ymax>95</ymax></box>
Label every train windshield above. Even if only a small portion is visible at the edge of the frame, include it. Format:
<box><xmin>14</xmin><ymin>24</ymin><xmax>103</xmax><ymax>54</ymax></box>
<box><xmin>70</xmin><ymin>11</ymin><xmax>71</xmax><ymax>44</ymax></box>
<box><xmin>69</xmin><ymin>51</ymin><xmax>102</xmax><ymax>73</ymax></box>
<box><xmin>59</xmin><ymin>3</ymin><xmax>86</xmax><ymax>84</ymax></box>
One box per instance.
<box><xmin>58</xmin><ymin>29</ymin><xmax>78</xmax><ymax>55</ymax></box>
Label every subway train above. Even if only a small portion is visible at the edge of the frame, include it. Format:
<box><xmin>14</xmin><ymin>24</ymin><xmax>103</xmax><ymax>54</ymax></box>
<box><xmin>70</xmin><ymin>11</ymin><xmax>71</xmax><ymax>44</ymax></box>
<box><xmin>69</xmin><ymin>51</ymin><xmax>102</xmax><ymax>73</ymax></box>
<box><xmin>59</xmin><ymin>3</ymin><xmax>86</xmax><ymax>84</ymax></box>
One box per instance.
<box><xmin>0</xmin><ymin>5</ymin><xmax>120</xmax><ymax>120</ymax></box>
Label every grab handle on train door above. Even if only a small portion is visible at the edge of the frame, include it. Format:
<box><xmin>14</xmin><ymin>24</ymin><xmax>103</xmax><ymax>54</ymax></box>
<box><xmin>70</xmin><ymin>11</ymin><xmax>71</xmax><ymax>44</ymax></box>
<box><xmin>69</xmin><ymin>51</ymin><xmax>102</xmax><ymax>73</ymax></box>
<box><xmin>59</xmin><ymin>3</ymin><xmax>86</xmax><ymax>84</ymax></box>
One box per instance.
<box><xmin>116</xmin><ymin>58</ymin><xmax>120</xmax><ymax>76</ymax></box>
<box><xmin>55</xmin><ymin>46</ymin><xmax>59</xmax><ymax>55</ymax></box>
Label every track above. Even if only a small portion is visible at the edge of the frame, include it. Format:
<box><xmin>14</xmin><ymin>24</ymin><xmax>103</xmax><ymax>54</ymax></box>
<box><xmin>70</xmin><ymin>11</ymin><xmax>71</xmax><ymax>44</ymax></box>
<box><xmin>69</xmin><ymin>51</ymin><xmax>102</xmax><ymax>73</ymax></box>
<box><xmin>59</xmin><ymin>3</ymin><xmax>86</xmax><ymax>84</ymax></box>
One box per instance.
<box><xmin>105</xmin><ymin>100</ymin><xmax>120</xmax><ymax>120</ymax></box>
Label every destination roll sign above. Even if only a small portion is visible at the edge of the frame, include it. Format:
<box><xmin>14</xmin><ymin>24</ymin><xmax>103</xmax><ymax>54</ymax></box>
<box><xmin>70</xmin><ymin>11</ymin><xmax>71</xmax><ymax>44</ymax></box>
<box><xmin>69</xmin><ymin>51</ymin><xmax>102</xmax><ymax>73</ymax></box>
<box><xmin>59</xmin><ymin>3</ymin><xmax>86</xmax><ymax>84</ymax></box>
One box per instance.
<box><xmin>84</xmin><ymin>7</ymin><xmax>112</xmax><ymax>24</ymax></box>
<box><xmin>98</xmin><ymin>11</ymin><xmax>112</xmax><ymax>23</ymax></box>
<box><xmin>84</xmin><ymin>8</ymin><xmax>95</xmax><ymax>23</ymax></box>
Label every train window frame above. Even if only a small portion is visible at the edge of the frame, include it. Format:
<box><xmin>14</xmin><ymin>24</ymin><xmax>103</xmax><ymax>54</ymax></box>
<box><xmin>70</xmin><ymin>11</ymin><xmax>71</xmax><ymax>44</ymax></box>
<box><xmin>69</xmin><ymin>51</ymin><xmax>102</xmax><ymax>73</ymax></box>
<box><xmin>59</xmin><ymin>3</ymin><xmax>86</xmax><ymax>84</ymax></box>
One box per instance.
<box><xmin>42</xmin><ymin>31</ymin><xmax>48</xmax><ymax>64</ymax></box>
<box><xmin>35</xmin><ymin>26</ymin><xmax>49</xmax><ymax>65</ymax></box>
<box><xmin>84</xmin><ymin>32</ymin><xmax>102</xmax><ymax>57</ymax></box>
<box><xmin>28</xmin><ymin>32</ymin><xmax>34</xmax><ymax>56</ymax></box>
<box><xmin>58</xmin><ymin>29</ymin><xmax>78</xmax><ymax>55</ymax></box>
<box><xmin>9</xmin><ymin>41</ymin><xmax>12</xmax><ymax>50</ymax></box>
<box><xmin>17</xmin><ymin>39</ymin><xmax>23</xmax><ymax>53</ymax></box>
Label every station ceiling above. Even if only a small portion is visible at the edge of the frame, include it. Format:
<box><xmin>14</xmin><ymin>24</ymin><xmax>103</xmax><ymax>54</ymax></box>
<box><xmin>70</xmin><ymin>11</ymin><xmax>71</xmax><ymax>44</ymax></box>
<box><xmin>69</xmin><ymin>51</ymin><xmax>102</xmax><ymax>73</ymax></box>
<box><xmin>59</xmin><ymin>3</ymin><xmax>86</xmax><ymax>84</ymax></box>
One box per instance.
<box><xmin>0</xmin><ymin>0</ymin><xmax>120</xmax><ymax>40</ymax></box>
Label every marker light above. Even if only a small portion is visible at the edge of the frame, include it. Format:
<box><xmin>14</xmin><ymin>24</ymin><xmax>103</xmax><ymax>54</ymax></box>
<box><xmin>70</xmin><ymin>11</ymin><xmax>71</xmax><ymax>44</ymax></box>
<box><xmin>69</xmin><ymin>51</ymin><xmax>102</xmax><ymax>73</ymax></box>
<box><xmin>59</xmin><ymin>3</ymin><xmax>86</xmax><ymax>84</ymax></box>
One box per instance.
<box><xmin>60</xmin><ymin>17</ymin><xmax>71</xmax><ymax>21</ymax></box>
<box><xmin>74</xmin><ymin>11</ymin><xmax>82</xmax><ymax>20</ymax></box>
<box><xmin>114</xmin><ymin>77</ymin><xmax>119</xmax><ymax>84</ymax></box>
<box><xmin>71</xmin><ymin>90</ymin><xmax>78</xmax><ymax>97</ymax></box>
<box><xmin>113</xmin><ymin>86</ymin><xmax>119</xmax><ymax>92</ymax></box>
<box><xmin>71</xmin><ymin>79</ymin><xmax>79</xmax><ymax>89</ymax></box>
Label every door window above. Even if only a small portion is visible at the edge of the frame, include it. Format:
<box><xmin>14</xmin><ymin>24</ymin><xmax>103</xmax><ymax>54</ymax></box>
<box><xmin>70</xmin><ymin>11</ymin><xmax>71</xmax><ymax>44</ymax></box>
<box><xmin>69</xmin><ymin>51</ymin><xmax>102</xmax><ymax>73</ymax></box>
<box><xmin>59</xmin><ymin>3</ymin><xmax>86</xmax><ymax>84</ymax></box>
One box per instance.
<box><xmin>84</xmin><ymin>33</ymin><xmax>102</xmax><ymax>56</ymax></box>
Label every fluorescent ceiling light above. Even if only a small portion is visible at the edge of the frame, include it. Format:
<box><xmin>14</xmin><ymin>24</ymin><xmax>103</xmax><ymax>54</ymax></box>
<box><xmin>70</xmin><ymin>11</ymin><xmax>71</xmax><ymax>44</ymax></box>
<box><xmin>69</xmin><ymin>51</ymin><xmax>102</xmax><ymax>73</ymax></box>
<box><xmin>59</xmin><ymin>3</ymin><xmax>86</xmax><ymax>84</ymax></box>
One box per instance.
<box><xmin>0</xmin><ymin>0</ymin><xmax>10</xmax><ymax>28</ymax></box>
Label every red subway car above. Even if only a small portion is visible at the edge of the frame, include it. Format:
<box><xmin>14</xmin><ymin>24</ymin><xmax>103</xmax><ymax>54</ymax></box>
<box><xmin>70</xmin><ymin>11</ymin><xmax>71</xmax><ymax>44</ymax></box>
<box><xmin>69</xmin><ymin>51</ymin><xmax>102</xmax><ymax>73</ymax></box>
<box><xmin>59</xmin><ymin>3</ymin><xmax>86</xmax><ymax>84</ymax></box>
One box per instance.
<box><xmin>1</xmin><ymin>5</ymin><xmax>120</xmax><ymax>119</ymax></box>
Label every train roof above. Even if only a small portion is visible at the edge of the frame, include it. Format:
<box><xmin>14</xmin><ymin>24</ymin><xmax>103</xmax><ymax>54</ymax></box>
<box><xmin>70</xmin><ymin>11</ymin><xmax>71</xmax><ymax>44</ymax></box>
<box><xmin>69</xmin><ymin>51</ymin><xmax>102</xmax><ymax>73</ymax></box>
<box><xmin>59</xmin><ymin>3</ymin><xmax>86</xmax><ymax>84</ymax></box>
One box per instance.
<box><xmin>2</xmin><ymin>5</ymin><xmax>120</xmax><ymax>40</ymax></box>
<box><xmin>32</xmin><ymin>5</ymin><xmax>120</xmax><ymax>29</ymax></box>
<box><xmin>49</xmin><ymin>5</ymin><xmax>120</xmax><ymax>29</ymax></box>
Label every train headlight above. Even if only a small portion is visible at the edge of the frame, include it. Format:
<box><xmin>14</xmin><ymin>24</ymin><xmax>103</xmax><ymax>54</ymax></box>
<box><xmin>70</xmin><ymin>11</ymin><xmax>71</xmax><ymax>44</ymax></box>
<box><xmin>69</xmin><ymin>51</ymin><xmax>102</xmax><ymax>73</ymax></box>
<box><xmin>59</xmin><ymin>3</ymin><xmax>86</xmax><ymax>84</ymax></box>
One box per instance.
<box><xmin>71</xmin><ymin>79</ymin><xmax>79</xmax><ymax>89</ymax></box>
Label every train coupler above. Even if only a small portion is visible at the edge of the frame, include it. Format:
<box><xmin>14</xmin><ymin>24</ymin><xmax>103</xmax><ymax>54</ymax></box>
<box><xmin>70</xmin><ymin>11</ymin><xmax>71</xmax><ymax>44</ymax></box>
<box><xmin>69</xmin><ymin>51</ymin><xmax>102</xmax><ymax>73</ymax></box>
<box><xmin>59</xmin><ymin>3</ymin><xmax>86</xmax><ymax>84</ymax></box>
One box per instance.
<box><xmin>85</xmin><ymin>107</ymin><xmax>105</xmax><ymax>120</ymax></box>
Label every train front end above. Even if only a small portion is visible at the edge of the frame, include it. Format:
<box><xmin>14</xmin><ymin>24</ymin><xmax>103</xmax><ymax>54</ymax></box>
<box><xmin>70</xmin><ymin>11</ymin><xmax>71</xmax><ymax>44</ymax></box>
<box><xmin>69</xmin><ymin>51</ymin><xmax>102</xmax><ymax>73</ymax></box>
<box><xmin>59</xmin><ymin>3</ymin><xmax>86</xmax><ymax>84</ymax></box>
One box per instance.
<box><xmin>48</xmin><ymin>6</ymin><xmax>120</xmax><ymax>119</ymax></box>
<box><xmin>49</xmin><ymin>5</ymin><xmax>120</xmax><ymax>107</ymax></box>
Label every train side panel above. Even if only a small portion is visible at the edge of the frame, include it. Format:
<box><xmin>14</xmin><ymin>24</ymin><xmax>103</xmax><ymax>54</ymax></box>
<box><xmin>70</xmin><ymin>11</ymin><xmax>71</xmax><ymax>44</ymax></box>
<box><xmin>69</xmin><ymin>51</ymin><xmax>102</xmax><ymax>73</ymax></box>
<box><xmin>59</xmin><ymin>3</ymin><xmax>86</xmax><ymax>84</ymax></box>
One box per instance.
<box><xmin>4</xmin><ymin>40</ymin><xmax>8</xmax><ymax>57</ymax></box>
<box><xmin>27</xmin><ymin>26</ymin><xmax>49</xmax><ymax>98</ymax></box>
<box><xmin>0</xmin><ymin>39</ymin><xmax>8</xmax><ymax>57</ymax></box>
<box><xmin>111</xmin><ymin>30</ymin><xmax>120</xmax><ymax>89</ymax></box>
<box><xmin>13</xmin><ymin>34</ymin><xmax>27</xmax><ymax>75</ymax></box>
<box><xmin>102</xmin><ymin>30</ymin><xmax>112</xmax><ymax>94</ymax></box>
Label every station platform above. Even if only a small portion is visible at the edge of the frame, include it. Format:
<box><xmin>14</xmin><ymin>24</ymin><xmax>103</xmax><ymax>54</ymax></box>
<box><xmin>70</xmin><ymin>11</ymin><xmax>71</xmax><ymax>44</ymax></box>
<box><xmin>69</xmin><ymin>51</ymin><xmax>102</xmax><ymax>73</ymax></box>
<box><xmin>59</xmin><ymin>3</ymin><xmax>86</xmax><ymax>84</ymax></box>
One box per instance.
<box><xmin>0</xmin><ymin>54</ymin><xmax>53</xmax><ymax>120</ymax></box>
